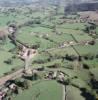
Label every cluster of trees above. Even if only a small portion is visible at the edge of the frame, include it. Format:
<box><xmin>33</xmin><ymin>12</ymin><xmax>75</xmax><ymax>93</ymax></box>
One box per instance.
<box><xmin>47</xmin><ymin>63</ymin><xmax>62</xmax><ymax>68</ymax></box>
<box><xmin>40</xmin><ymin>24</ymin><xmax>54</xmax><ymax>29</ymax></box>
<box><xmin>90</xmin><ymin>73</ymin><xmax>98</xmax><ymax>90</ymax></box>
<box><xmin>64</xmin><ymin>54</ymin><xmax>77</xmax><ymax>61</ymax></box>
<box><xmin>33</xmin><ymin>56</ymin><xmax>51</xmax><ymax>64</ymax></box>
<box><xmin>4</xmin><ymin>59</ymin><xmax>13</xmax><ymax>65</ymax></box>
<box><xmin>84</xmin><ymin>23</ymin><xmax>97</xmax><ymax>36</ymax></box>
<box><xmin>18</xmin><ymin>19</ymin><xmax>41</xmax><ymax>28</ymax></box>
<box><xmin>62</xmin><ymin>53</ymin><xmax>98</xmax><ymax>62</ymax></box>
<box><xmin>15</xmin><ymin>79</ymin><xmax>30</xmax><ymax>90</ymax></box>
<box><xmin>83</xmin><ymin>53</ymin><xmax>98</xmax><ymax>60</ymax></box>
<box><xmin>33</xmin><ymin>51</ymin><xmax>98</xmax><ymax>67</ymax></box>
<box><xmin>31</xmin><ymin>44</ymin><xmax>40</xmax><ymax>49</ymax></box>
<box><xmin>80</xmin><ymin>88</ymin><xmax>96</xmax><ymax>100</ymax></box>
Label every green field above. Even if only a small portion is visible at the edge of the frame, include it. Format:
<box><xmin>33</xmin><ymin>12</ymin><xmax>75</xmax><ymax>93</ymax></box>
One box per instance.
<box><xmin>0</xmin><ymin>38</ymin><xmax>23</xmax><ymax>76</ymax></box>
<box><xmin>0</xmin><ymin>50</ymin><xmax>23</xmax><ymax>76</ymax></box>
<box><xmin>0</xmin><ymin>4</ymin><xmax>98</xmax><ymax>100</ymax></box>
<box><xmin>74</xmin><ymin>40</ymin><xmax>98</xmax><ymax>55</ymax></box>
<box><xmin>13</xmin><ymin>80</ymin><xmax>63</xmax><ymax>100</ymax></box>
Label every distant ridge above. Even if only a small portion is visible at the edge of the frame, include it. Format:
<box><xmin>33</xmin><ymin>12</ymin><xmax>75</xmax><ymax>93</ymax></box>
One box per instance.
<box><xmin>0</xmin><ymin>0</ymin><xmax>33</xmax><ymax>7</ymax></box>
<box><xmin>65</xmin><ymin>1</ymin><xmax>98</xmax><ymax>12</ymax></box>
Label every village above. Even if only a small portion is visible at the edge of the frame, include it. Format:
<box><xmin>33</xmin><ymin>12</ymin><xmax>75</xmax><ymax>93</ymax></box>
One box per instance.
<box><xmin>0</xmin><ymin>0</ymin><xmax>98</xmax><ymax>100</ymax></box>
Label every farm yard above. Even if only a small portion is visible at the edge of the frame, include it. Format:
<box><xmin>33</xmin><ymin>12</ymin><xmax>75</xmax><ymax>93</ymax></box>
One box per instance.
<box><xmin>0</xmin><ymin>1</ymin><xmax>98</xmax><ymax>100</ymax></box>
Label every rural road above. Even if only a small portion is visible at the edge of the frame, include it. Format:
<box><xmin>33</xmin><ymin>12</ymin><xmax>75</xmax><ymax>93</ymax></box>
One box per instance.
<box><xmin>0</xmin><ymin>68</ymin><xmax>24</xmax><ymax>86</ymax></box>
<box><xmin>62</xmin><ymin>85</ymin><xmax>65</xmax><ymax>100</ymax></box>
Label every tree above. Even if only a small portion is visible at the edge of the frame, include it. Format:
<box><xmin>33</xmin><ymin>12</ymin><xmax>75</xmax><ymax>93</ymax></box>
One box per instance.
<box><xmin>15</xmin><ymin>79</ymin><xmax>30</xmax><ymax>89</ymax></box>
<box><xmin>84</xmin><ymin>25</ymin><xmax>90</xmax><ymax>33</ymax></box>
<box><xmin>4</xmin><ymin>59</ymin><xmax>13</xmax><ymax>65</ymax></box>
